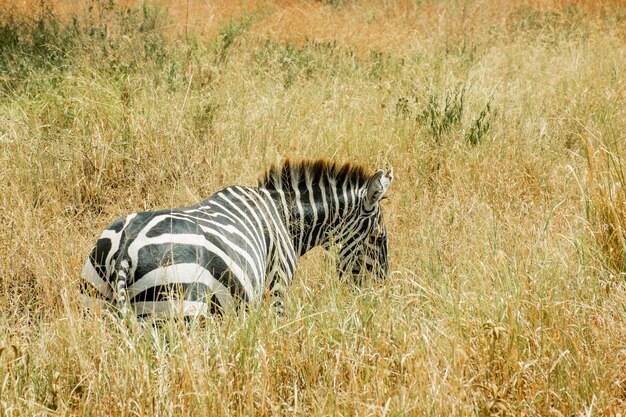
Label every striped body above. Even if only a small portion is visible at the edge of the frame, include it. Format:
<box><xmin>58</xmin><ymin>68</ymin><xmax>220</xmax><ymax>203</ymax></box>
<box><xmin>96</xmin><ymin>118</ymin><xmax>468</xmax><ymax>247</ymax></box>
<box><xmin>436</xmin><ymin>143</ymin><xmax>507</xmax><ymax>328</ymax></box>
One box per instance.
<box><xmin>81</xmin><ymin>160</ymin><xmax>393</xmax><ymax>318</ymax></box>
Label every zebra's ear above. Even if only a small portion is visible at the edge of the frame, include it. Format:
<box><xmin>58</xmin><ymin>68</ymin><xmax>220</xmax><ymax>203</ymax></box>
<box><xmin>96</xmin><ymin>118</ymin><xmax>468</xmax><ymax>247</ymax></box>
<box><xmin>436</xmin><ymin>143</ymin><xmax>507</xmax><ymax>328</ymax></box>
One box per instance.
<box><xmin>365</xmin><ymin>168</ymin><xmax>393</xmax><ymax>210</ymax></box>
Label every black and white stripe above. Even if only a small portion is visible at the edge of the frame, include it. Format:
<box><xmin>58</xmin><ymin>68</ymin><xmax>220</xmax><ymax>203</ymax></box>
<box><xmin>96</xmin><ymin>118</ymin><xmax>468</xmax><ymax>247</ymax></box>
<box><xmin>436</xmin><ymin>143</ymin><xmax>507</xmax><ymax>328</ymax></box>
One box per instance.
<box><xmin>80</xmin><ymin>159</ymin><xmax>393</xmax><ymax>318</ymax></box>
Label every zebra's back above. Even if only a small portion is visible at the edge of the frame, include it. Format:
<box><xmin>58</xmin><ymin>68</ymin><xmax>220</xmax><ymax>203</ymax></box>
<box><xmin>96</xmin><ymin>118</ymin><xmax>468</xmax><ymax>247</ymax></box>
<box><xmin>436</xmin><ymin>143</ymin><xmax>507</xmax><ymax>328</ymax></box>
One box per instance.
<box><xmin>80</xmin><ymin>186</ymin><xmax>284</xmax><ymax>317</ymax></box>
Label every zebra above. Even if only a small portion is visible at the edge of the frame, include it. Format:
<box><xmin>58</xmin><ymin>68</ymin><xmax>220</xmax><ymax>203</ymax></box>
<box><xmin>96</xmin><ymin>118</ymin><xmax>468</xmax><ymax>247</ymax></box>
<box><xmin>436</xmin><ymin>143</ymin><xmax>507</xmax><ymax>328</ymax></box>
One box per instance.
<box><xmin>80</xmin><ymin>159</ymin><xmax>393</xmax><ymax>318</ymax></box>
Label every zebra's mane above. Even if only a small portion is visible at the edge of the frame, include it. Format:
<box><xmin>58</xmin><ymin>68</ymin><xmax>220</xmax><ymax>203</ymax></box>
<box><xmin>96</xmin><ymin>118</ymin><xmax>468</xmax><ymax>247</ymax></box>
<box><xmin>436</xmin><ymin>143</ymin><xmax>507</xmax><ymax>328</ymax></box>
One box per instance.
<box><xmin>260</xmin><ymin>159</ymin><xmax>370</xmax><ymax>191</ymax></box>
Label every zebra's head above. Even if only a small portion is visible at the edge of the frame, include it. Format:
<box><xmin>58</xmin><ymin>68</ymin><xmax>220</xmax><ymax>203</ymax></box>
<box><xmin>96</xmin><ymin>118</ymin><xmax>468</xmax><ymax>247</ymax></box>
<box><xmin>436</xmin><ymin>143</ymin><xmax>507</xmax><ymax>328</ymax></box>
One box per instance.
<box><xmin>335</xmin><ymin>168</ymin><xmax>393</xmax><ymax>283</ymax></box>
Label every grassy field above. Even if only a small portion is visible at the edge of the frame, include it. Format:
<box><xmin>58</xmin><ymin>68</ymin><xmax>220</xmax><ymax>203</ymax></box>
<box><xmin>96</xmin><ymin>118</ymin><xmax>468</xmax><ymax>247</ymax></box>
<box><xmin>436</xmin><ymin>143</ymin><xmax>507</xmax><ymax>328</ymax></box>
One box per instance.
<box><xmin>1</xmin><ymin>0</ymin><xmax>625</xmax><ymax>415</ymax></box>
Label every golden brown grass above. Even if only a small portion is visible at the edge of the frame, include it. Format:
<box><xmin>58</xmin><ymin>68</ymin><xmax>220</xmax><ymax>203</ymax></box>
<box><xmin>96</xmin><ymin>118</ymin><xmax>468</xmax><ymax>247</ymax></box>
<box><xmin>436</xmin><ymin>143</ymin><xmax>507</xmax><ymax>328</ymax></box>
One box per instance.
<box><xmin>1</xmin><ymin>0</ymin><xmax>625</xmax><ymax>415</ymax></box>
<box><xmin>581</xmin><ymin>135</ymin><xmax>626</xmax><ymax>275</ymax></box>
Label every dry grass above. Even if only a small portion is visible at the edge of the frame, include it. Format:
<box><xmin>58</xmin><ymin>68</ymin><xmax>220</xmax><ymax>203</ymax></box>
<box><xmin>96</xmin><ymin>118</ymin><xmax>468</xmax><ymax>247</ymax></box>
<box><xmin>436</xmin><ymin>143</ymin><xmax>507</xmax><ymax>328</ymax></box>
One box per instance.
<box><xmin>1</xmin><ymin>0</ymin><xmax>625</xmax><ymax>415</ymax></box>
<box><xmin>581</xmin><ymin>135</ymin><xmax>626</xmax><ymax>275</ymax></box>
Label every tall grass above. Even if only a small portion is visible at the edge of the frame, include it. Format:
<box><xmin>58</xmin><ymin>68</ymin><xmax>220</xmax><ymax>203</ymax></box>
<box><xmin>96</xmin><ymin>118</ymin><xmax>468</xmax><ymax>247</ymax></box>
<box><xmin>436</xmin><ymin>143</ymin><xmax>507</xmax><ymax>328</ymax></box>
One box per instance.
<box><xmin>1</xmin><ymin>0</ymin><xmax>625</xmax><ymax>415</ymax></box>
<box><xmin>581</xmin><ymin>137</ymin><xmax>626</xmax><ymax>275</ymax></box>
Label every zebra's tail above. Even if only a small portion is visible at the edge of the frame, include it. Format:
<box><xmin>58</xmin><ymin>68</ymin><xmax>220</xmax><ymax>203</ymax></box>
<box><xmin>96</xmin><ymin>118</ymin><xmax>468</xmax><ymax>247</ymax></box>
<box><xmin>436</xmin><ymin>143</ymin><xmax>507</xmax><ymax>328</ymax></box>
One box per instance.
<box><xmin>115</xmin><ymin>259</ymin><xmax>131</xmax><ymax>317</ymax></box>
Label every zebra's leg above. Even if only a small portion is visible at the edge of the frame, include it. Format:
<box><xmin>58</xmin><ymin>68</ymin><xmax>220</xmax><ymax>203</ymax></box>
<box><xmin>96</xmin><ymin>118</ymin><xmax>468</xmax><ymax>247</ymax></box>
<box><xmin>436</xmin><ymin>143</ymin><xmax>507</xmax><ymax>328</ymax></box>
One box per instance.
<box><xmin>82</xmin><ymin>220</ymin><xmax>129</xmax><ymax>314</ymax></box>
<box><xmin>80</xmin><ymin>259</ymin><xmax>112</xmax><ymax>312</ymax></box>
<box><xmin>270</xmin><ymin>288</ymin><xmax>285</xmax><ymax>316</ymax></box>
<box><xmin>267</xmin><ymin>270</ymin><xmax>287</xmax><ymax>316</ymax></box>
<box><xmin>81</xmin><ymin>238</ymin><xmax>115</xmax><ymax>312</ymax></box>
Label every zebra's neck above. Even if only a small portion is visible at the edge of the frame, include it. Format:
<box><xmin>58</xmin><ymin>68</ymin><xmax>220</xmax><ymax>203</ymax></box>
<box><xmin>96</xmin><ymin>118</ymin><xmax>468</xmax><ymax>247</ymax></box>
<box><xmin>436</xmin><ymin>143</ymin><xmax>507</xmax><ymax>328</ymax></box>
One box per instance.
<box><xmin>275</xmin><ymin>174</ymin><xmax>362</xmax><ymax>257</ymax></box>
<box><xmin>259</xmin><ymin>159</ymin><xmax>370</xmax><ymax>257</ymax></box>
